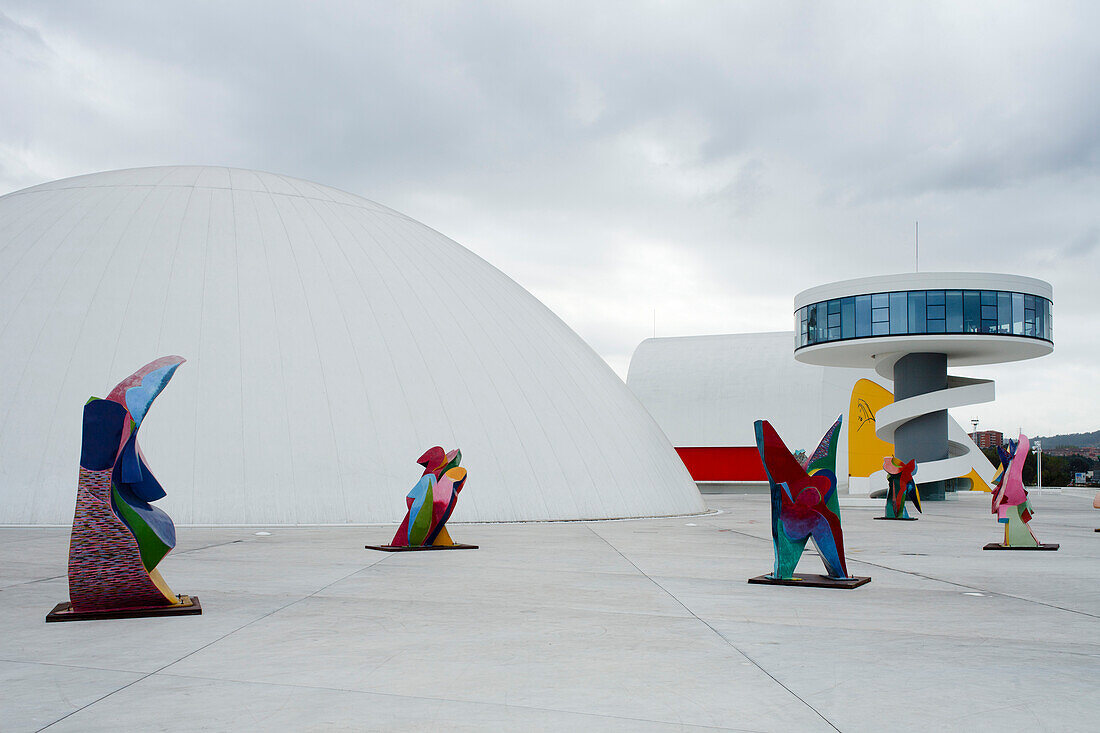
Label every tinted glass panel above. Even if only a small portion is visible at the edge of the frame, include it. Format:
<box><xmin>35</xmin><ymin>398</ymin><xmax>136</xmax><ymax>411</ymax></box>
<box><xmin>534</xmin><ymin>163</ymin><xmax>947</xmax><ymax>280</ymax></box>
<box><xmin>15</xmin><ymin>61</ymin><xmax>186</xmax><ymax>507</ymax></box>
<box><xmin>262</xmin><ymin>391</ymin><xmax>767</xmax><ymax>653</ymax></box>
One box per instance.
<box><xmin>872</xmin><ymin>293</ymin><xmax>889</xmax><ymax>308</ymax></box>
<box><xmin>1012</xmin><ymin>293</ymin><xmax>1024</xmax><ymax>335</ymax></box>
<box><xmin>926</xmin><ymin>290</ymin><xmax>945</xmax><ymax>305</ymax></box>
<box><xmin>841</xmin><ymin>297</ymin><xmax>855</xmax><ymax>339</ymax></box>
<box><xmin>998</xmin><ymin>292</ymin><xmax>1012</xmax><ymax>334</ymax></box>
<box><xmin>872</xmin><ymin>321</ymin><xmax>889</xmax><ymax>336</ymax></box>
<box><xmin>981</xmin><ymin>290</ymin><xmax>997</xmax><ymax>305</ymax></box>
<box><xmin>855</xmin><ymin>295</ymin><xmax>871</xmax><ymax>337</ymax></box>
<box><xmin>927</xmin><ymin>318</ymin><xmax>946</xmax><ymax>333</ymax></box>
<box><xmin>963</xmin><ymin>291</ymin><xmax>980</xmax><ymax>332</ymax></box>
<box><xmin>946</xmin><ymin>291</ymin><xmax>963</xmax><ymax>331</ymax></box>
<box><xmin>890</xmin><ymin>292</ymin><xmax>907</xmax><ymax>333</ymax></box>
<box><xmin>908</xmin><ymin>291</ymin><xmax>926</xmax><ymax>333</ymax></box>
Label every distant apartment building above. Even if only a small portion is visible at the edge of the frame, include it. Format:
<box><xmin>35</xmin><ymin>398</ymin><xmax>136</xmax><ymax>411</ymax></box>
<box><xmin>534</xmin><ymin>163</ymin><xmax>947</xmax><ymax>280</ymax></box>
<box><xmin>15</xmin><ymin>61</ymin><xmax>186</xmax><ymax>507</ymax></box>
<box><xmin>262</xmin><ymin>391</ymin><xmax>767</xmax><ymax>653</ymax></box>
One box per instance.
<box><xmin>969</xmin><ymin>430</ymin><xmax>1004</xmax><ymax>449</ymax></box>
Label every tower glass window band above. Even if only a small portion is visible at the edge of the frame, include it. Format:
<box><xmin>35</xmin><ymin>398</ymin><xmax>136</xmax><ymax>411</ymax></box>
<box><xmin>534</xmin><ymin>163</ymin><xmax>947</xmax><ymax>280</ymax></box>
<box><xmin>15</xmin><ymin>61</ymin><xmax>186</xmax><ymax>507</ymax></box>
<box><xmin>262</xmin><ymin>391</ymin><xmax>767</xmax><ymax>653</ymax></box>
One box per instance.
<box><xmin>795</xmin><ymin>289</ymin><xmax>1051</xmax><ymax>348</ymax></box>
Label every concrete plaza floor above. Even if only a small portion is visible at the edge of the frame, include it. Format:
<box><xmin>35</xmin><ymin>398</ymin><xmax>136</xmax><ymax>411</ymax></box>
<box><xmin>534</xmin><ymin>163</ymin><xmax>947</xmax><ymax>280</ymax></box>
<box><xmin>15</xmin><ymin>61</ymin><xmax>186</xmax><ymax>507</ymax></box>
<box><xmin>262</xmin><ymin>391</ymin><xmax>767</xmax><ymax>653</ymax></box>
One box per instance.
<box><xmin>2</xmin><ymin>490</ymin><xmax>1098</xmax><ymax>732</ymax></box>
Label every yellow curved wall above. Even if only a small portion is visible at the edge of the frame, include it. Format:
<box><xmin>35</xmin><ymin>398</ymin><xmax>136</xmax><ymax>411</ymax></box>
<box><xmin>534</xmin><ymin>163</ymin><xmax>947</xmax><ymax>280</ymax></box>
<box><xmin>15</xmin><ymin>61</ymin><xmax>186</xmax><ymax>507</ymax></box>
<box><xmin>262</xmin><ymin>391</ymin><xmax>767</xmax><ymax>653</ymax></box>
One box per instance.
<box><xmin>848</xmin><ymin>378</ymin><xmax>895</xmax><ymax>479</ymax></box>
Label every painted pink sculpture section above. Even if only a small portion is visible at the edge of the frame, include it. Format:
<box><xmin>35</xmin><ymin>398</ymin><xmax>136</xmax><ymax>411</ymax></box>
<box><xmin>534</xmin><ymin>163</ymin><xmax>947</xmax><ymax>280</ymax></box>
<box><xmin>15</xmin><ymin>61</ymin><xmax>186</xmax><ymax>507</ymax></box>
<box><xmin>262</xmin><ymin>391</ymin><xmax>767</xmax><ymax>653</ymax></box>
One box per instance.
<box><xmin>986</xmin><ymin>433</ymin><xmax>1057</xmax><ymax>551</ymax></box>
<box><xmin>367</xmin><ymin>447</ymin><xmax>477</xmax><ymax>552</ymax></box>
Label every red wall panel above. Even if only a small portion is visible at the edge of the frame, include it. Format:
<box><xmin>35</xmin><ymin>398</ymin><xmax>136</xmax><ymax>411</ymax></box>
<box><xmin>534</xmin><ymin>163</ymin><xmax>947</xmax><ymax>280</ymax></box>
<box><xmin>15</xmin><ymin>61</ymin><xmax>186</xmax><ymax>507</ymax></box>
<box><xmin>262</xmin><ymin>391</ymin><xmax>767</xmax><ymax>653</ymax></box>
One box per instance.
<box><xmin>674</xmin><ymin>446</ymin><xmax>766</xmax><ymax>482</ymax></box>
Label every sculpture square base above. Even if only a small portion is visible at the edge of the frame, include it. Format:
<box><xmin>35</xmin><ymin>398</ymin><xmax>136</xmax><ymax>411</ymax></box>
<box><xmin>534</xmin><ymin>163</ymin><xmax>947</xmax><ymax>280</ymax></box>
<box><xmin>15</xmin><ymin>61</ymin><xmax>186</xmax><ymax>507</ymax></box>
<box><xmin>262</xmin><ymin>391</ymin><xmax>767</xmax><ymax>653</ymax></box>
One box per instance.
<box><xmin>365</xmin><ymin>544</ymin><xmax>478</xmax><ymax>552</ymax></box>
<box><xmin>982</xmin><ymin>543</ymin><xmax>1059</xmax><ymax>551</ymax></box>
<box><xmin>874</xmin><ymin>516</ymin><xmax>919</xmax><ymax>521</ymax></box>
<box><xmin>46</xmin><ymin>595</ymin><xmax>202</xmax><ymax>622</ymax></box>
<box><xmin>747</xmin><ymin>574</ymin><xmax>871</xmax><ymax>589</ymax></box>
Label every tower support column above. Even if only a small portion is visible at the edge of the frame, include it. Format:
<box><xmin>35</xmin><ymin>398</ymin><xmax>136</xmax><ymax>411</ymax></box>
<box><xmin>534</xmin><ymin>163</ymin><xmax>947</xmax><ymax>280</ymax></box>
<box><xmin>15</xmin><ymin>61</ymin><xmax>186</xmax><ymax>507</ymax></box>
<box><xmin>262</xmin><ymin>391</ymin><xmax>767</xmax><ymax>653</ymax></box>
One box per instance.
<box><xmin>893</xmin><ymin>353</ymin><xmax>948</xmax><ymax>501</ymax></box>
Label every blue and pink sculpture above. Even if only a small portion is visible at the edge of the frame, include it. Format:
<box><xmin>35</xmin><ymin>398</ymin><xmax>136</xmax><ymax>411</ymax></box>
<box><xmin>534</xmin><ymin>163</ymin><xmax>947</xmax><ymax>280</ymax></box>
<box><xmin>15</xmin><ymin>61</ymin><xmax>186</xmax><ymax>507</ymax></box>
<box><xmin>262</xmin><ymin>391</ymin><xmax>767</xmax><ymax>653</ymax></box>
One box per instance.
<box><xmin>367</xmin><ymin>447</ymin><xmax>477</xmax><ymax>551</ymax></box>
<box><xmin>48</xmin><ymin>356</ymin><xmax>201</xmax><ymax>621</ymax></box>
<box><xmin>986</xmin><ymin>433</ymin><xmax>1057</xmax><ymax>550</ymax></box>
<box><xmin>749</xmin><ymin>418</ymin><xmax>869</xmax><ymax>588</ymax></box>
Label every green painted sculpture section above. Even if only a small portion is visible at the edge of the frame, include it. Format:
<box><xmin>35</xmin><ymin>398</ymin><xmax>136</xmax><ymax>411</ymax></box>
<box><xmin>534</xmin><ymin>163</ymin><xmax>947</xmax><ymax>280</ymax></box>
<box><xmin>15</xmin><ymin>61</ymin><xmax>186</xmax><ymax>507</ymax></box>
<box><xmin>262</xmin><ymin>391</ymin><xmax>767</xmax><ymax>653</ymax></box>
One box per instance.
<box><xmin>1003</xmin><ymin>504</ymin><xmax>1038</xmax><ymax>547</ymax></box>
<box><xmin>110</xmin><ymin>487</ymin><xmax>172</xmax><ymax>572</ymax></box>
<box><xmin>408</xmin><ymin>490</ymin><xmax>435</xmax><ymax>546</ymax></box>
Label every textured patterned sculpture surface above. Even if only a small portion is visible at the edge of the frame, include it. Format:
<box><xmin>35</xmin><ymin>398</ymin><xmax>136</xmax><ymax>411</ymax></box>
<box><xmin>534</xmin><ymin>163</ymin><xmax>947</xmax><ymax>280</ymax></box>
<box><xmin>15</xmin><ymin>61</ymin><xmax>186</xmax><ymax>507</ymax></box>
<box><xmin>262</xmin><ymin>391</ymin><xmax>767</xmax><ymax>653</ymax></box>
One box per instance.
<box><xmin>883</xmin><ymin>457</ymin><xmax>921</xmax><ymax>519</ymax></box>
<box><xmin>756</xmin><ymin>419</ymin><xmax>851</xmax><ymax>580</ymax></box>
<box><xmin>803</xmin><ymin>416</ymin><xmax>841</xmax><ymax>475</ymax></box>
<box><xmin>390</xmin><ymin>447</ymin><xmax>467</xmax><ymax>547</ymax></box>
<box><xmin>68</xmin><ymin>356</ymin><xmax>185</xmax><ymax>612</ymax></box>
<box><xmin>992</xmin><ymin>434</ymin><xmax>1041</xmax><ymax>547</ymax></box>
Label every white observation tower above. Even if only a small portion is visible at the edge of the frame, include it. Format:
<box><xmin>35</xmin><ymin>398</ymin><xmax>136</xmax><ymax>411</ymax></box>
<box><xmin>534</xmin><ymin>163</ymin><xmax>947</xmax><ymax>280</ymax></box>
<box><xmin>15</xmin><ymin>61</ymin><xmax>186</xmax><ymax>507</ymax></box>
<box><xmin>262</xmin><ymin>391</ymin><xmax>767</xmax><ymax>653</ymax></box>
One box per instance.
<box><xmin>794</xmin><ymin>273</ymin><xmax>1053</xmax><ymax>500</ymax></box>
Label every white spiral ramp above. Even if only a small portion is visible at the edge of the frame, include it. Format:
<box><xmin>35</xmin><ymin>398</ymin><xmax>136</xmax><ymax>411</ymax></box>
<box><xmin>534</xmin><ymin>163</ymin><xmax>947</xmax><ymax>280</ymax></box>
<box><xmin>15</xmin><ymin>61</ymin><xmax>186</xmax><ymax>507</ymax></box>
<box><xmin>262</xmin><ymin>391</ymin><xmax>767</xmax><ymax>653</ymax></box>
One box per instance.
<box><xmin>871</xmin><ymin>374</ymin><xmax>997</xmax><ymax>489</ymax></box>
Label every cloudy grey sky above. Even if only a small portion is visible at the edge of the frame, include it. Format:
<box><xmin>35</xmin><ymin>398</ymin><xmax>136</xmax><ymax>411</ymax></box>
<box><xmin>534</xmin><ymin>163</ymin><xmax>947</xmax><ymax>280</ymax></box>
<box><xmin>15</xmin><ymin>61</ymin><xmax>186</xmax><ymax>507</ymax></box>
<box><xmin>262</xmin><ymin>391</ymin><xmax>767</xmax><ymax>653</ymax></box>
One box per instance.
<box><xmin>2</xmin><ymin>1</ymin><xmax>1097</xmax><ymax>436</ymax></box>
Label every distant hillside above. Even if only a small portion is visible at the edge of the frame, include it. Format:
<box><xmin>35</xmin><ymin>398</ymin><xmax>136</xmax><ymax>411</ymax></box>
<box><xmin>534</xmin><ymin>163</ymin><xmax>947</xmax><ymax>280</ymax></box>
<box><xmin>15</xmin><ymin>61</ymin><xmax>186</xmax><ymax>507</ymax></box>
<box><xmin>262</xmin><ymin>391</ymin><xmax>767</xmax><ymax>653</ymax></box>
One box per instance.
<box><xmin>1032</xmin><ymin>430</ymin><xmax>1100</xmax><ymax>449</ymax></box>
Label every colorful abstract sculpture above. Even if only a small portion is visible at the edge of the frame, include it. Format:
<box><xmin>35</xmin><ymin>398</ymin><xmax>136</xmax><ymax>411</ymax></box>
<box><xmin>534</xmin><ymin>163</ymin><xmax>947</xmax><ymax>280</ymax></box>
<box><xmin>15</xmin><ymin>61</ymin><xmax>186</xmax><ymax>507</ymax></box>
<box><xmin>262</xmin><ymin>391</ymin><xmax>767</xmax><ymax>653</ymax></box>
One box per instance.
<box><xmin>879</xmin><ymin>456</ymin><xmax>921</xmax><ymax>520</ymax></box>
<box><xmin>366</xmin><ymin>447</ymin><xmax>477</xmax><ymax>551</ymax></box>
<box><xmin>985</xmin><ymin>433</ymin><xmax>1057</xmax><ymax>550</ymax></box>
<box><xmin>48</xmin><ymin>356</ymin><xmax>201</xmax><ymax>621</ymax></box>
<box><xmin>749</xmin><ymin>418</ymin><xmax>869</xmax><ymax>588</ymax></box>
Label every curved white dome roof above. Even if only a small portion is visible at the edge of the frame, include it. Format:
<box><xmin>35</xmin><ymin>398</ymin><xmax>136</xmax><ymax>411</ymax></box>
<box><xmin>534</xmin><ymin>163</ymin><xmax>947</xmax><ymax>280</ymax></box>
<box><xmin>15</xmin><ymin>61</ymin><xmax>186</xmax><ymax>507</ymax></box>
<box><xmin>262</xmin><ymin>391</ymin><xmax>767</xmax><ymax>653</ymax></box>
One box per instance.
<box><xmin>0</xmin><ymin>166</ymin><xmax>703</xmax><ymax>524</ymax></box>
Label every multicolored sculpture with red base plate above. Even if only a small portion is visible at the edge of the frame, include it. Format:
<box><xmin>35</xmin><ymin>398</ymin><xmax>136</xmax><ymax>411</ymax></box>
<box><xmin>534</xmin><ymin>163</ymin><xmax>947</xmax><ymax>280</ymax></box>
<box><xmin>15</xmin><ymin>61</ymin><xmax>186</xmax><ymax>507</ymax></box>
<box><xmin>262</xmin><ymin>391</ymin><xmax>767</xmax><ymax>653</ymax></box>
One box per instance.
<box><xmin>749</xmin><ymin>418</ymin><xmax>870</xmax><ymax>589</ymax></box>
<box><xmin>985</xmin><ymin>433</ymin><xmax>1057</xmax><ymax>551</ymax></box>
<box><xmin>47</xmin><ymin>356</ymin><xmax>201</xmax><ymax>621</ymax></box>
<box><xmin>878</xmin><ymin>456</ymin><xmax>921</xmax><ymax>520</ymax></box>
<box><xmin>366</xmin><ymin>447</ymin><xmax>477</xmax><ymax>551</ymax></box>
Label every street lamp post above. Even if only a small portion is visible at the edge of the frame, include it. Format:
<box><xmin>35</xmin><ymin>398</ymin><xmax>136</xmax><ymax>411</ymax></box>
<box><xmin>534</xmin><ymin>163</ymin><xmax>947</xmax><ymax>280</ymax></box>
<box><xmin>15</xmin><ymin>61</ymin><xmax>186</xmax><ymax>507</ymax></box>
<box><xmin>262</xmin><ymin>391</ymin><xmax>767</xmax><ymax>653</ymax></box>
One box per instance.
<box><xmin>1032</xmin><ymin>440</ymin><xmax>1042</xmax><ymax>491</ymax></box>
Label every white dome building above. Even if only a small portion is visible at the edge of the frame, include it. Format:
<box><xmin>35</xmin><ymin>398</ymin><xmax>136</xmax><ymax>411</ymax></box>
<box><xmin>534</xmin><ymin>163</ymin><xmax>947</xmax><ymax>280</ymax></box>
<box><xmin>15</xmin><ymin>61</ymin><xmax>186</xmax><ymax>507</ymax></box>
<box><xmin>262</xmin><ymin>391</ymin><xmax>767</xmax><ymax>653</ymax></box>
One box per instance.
<box><xmin>0</xmin><ymin>166</ymin><xmax>703</xmax><ymax>524</ymax></box>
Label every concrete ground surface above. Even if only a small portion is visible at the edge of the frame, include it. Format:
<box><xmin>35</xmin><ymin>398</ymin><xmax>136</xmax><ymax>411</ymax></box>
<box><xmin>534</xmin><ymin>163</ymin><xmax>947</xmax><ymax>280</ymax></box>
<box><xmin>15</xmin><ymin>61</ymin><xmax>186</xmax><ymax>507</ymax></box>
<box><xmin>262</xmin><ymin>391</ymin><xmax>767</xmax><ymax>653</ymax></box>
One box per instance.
<box><xmin>2</xmin><ymin>490</ymin><xmax>1098</xmax><ymax>732</ymax></box>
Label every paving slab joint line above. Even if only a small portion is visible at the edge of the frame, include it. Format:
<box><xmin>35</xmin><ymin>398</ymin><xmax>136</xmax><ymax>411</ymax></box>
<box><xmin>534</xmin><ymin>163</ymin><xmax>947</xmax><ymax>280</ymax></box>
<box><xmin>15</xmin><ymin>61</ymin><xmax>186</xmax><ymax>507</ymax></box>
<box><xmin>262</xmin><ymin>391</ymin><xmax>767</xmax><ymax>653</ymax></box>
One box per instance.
<box><xmin>720</xmin><ymin>526</ymin><xmax>1100</xmax><ymax>621</ymax></box>
<box><xmin>846</xmin><ymin>556</ymin><xmax>1100</xmax><ymax>620</ymax></box>
<box><xmin>34</xmin><ymin>553</ymin><xmax>395</xmax><ymax>732</ymax></box>
<box><xmin>1</xmin><ymin>540</ymin><xmax>248</xmax><ymax>594</ymax></box>
<box><xmin>175</xmin><ymin>539</ymin><xmax>248</xmax><ymax>555</ymax></box>
<box><xmin>583</xmin><ymin>523</ymin><xmax>843</xmax><ymax>733</ymax></box>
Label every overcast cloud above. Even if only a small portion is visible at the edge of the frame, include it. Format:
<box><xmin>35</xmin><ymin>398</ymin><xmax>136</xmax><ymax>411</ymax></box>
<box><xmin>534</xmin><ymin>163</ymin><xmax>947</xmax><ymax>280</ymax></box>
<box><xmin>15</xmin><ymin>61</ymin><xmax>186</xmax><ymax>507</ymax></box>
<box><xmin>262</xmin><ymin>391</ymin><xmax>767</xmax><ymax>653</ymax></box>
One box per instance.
<box><xmin>2</xmin><ymin>1</ymin><xmax>1098</xmax><ymax>436</ymax></box>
